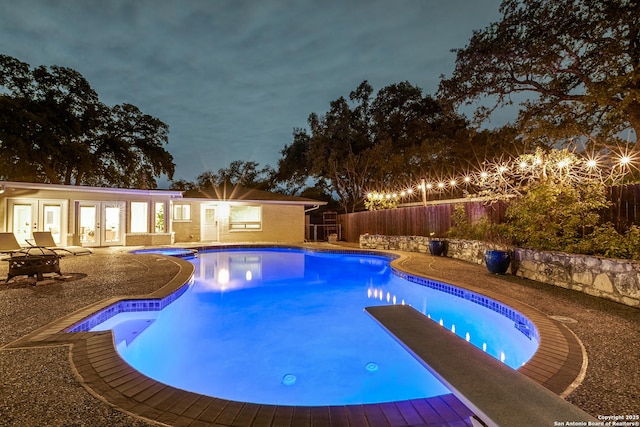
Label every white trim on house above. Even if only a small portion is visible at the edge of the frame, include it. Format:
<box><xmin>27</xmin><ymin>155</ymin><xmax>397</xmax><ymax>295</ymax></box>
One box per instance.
<box><xmin>0</xmin><ymin>181</ymin><xmax>183</xmax><ymax>198</ymax></box>
<box><xmin>1</xmin><ymin>181</ymin><xmax>182</xmax><ymax>247</ymax></box>
<box><xmin>0</xmin><ymin>181</ymin><xmax>326</xmax><ymax>246</ymax></box>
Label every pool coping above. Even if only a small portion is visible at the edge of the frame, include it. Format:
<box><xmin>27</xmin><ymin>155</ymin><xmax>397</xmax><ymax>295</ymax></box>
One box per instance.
<box><xmin>4</xmin><ymin>245</ymin><xmax>587</xmax><ymax>426</ymax></box>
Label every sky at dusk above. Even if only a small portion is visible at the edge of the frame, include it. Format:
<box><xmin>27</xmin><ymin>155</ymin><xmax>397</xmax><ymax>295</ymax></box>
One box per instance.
<box><xmin>0</xmin><ymin>0</ymin><xmax>508</xmax><ymax>187</ymax></box>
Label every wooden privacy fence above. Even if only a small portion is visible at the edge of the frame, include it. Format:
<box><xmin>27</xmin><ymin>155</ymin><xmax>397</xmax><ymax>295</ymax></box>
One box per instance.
<box><xmin>337</xmin><ymin>184</ymin><xmax>640</xmax><ymax>243</ymax></box>
<box><xmin>603</xmin><ymin>184</ymin><xmax>640</xmax><ymax>230</ymax></box>
<box><xmin>338</xmin><ymin>199</ymin><xmax>507</xmax><ymax>243</ymax></box>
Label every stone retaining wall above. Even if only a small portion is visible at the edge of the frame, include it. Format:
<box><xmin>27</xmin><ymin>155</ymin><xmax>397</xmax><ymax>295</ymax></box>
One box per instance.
<box><xmin>359</xmin><ymin>234</ymin><xmax>640</xmax><ymax>308</ymax></box>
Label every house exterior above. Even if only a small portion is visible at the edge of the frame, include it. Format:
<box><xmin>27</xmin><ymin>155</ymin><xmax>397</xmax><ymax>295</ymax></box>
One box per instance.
<box><xmin>0</xmin><ymin>181</ymin><xmax>325</xmax><ymax>247</ymax></box>
<box><xmin>176</xmin><ymin>185</ymin><xmax>326</xmax><ymax>244</ymax></box>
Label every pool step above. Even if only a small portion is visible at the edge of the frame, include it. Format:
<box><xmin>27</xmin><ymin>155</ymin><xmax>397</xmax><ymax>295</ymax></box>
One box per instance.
<box><xmin>113</xmin><ymin>318</ymin><xmax>156</xmax><ymax>346</ymax></box>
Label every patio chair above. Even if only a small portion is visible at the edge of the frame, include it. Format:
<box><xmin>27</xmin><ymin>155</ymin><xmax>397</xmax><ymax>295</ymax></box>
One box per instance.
<box><xmin>29</xmin><ymin>231</ymin><xmax>92</xmax><ymax>256</ymax></box>
<box><xmin>0</xmin><ymin>232</ymin><xmax>23</xmax><ymax>254</ymax></box>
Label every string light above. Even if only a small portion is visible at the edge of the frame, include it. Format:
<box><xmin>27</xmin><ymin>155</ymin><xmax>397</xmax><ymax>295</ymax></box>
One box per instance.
<box><xmin>365</xmin><ymin>146</ymin><xmax>639</xmax><ymax>207</ymax></box>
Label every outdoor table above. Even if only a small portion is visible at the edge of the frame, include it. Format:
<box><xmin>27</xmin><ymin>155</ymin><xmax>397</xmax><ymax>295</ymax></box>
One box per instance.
<box><xmin>2</xmin><ymin>246</ymin><xmax>62</xmax><ymax>283</ymax></box>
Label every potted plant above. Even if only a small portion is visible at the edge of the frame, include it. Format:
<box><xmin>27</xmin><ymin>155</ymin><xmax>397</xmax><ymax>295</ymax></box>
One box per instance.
<box><xmin>429</xmin><ymin>233</ymin><xmax>447</xmax><ymax>256</ymax></box>
<box><xmin>484</xmin><ymin>249</ymin><xmax>511</xmax><ymax>274</ymax></box>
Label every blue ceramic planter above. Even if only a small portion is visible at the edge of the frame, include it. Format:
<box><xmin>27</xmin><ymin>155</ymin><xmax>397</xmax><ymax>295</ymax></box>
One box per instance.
<box><xmin>429</xmin><ymin>240</ymin><xmax>446</xmax><ymax>256</ymax></box>
<box><xmin>484</xmin><ymin>250</ymin><xmax>511</xmax><ymax>274</ymax></box>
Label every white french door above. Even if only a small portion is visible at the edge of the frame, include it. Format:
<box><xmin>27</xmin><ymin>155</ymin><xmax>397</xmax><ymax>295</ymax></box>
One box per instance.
<box><xmin>78</xmin><ymin>202</ymin><xmax>125</xmax><ymax>247</ymax></box>
<box><xmin>41</xmin><ymin>202</ymin><xmax>64</xmax><ymax>243</ymax></box>
<box><xmin>11</xmin><ymin>203</ymin><xmax>34</xmax><ymax>245</ymax></box>
<box><xmin>9</xmin><ymin>199</ymin><xmax>67</xmax><ymax>245</ymax></box>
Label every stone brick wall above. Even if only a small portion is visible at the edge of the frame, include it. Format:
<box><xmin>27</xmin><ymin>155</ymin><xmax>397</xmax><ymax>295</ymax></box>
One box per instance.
<box><xmin>513</xmin><ymin>249</ymin><xmax>640</xmax><ymax>308</ymax></box>
<box><xmin>359</xmin><ymin>234</ymin><xmax>640</xmax><ymax>308</ymax></box>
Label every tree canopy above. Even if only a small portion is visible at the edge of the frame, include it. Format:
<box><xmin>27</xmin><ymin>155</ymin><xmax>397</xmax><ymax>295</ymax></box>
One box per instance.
<box><xmin>438</xmin><ymin>0</ymin><xmax>640</xmax><ymax>147</ymax></box>
<box><xmin>277</xmin><ymin>80</ymin><xmax>520</xmax><ymax>212</ymax></box>
<box><xmin>192</xmin><ymin>160</ymin><xmax>275</xmax><ymax>190</ymax></box>
<box><xmin>0</xmin><ymin>54</ymin><xmax>175</xmax><ymax>188</ymax></box>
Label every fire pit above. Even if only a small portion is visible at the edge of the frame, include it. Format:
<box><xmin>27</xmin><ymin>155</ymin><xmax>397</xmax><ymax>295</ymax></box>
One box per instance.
<box><xmin>3</xmin><ymin>247</ymin><xmax>62</xmax><ymax>283</ymax></box>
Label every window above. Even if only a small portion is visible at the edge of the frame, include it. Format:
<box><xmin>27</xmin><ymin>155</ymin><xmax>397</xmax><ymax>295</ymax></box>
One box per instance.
<box><xmin>204</xmin><ymin>207</ymin><xmax>216</xmax><ymax>224</ymax></box>
<box><xmin>229</xmin><ymin>205</ymin><xmax>261</xmax><ymax>230</ymax></box>
<box><xmin>155</xmin><ymin>202</ymin><xmax>165</xmax><ymax>232</ymax></box>
<box><xmin>173</xmin><ymin>203</ymin><xmax>191</xmax><ymax>221</ymax></box>
<box><xmin>130</xmin><ymin>202</ymin><xmax>148</xmax><ymax>233</ymax></box>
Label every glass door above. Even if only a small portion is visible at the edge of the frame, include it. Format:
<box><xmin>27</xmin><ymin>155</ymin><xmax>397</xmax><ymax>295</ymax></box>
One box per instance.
<box><xmin>9</xmin><ymin>199</ymin><xmax>67</xmax><ymax>245</ymax></box>
<box><xmin>103</xmin><ymin>204</ymin><xmax>124</xmax><ymax>245</ymax></box>
<box><xmin>12</xmin><ymin>203</ymin><xmax>35</xmax><ymax>245</ymax></box>
<box><xmin>40</xmin><ymin>202</ymin><xmax>63</xmax><ymax>244</ymax></box>
<box><xmin>78</xmin><ymin>202</ymin><xmax>125</xmax><ymax>246</ymax></box>
<box><xmin>79</xmin><ymin>205</ymin><xmax>98</xmax><ymax>246</ymax></box>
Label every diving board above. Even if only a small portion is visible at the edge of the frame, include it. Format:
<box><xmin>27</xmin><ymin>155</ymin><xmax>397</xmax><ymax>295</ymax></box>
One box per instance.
<box><xmin>365</xmin><ymin>305</ymin><xmax>597</xmax><ymax>427</ymax></box>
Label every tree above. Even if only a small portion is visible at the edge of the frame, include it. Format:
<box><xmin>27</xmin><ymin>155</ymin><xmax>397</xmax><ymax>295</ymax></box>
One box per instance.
<box><xmin>503</xmin><ymin>178</ymin><xmax>609</xmax><ymax>251</ymax></box>
<box><xmin>274</xmin><ymin>128</ymin><xmax>313</xmax><ymax>196</ymax></box>
<box><xmin>306</xmin><ymin>83</ymin><xmax>375</xmax><ymax>213</ymax></box>
<box><xmin>438</xmin><ymin>0</ymin><xmax>640</xmax><ymax>147</ymax></box>
<box><xmin>169</xmin><ymin>179</ymin><xmax>197</xmax><ymax>191</ymax></box>
<box><xmin>0</xmin><ymin>54</ymin><xmax>175</xmax><ymax>188</ymax></box>
<box><xmin>91</xmin><ymin>103</ymin><xmax>174</xmax><ymax>188</ymax></box>
<box><xmin>277</xmin><ymin>81</ymin><xmax>480</xmax><ymax>212</ymax></box>
<box><xmin>368</xmin><ymin>81</ymin><xmax>470</xmax><ymax>183</ymax></box>
<box><xmin>195</xmin><ymin>160</ymin><xmax>275</xmax><ymax>190</ymax></box>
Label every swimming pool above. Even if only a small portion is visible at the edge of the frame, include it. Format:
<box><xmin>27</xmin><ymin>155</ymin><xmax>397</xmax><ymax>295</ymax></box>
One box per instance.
<box><xmin>83</xmin><ymin>247</ymin><xmax>539</xmax><ymax>406</ymax></box>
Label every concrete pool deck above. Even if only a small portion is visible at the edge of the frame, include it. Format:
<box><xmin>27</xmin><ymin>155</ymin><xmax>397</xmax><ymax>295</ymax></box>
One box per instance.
<box><xmin>1</xmin><ymin>244</ymin><xmax>638</xmax><ymax>426</ymax></box>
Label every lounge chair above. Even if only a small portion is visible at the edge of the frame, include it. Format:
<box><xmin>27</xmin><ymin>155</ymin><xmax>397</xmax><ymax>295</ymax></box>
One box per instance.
<box><xmin>29</xmin><ymin>231</ymin><xmax>92</xmax><ymax>256</ymax></box>
<box><xmin>0</xmin><ymin>232</ymin><xmax>23</xmax><ymax>254</ymax></box>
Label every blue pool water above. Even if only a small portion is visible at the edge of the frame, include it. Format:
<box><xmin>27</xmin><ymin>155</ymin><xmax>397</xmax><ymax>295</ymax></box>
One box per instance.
<box><xmin>90</xmin><ymin>248</ymin><xmax>539</xmax><ymax>406</ymax></box>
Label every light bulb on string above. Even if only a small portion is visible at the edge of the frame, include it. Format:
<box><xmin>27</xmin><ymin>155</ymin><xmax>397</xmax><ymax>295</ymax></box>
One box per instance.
<box><xmin>364</xmin><ymin>146</ymin><xmax>640</xmax><ymax>208</ymax></box>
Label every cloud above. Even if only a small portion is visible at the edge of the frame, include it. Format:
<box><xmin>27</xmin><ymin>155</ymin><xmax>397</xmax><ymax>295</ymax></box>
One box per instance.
<box><xmin>0</xmin><ymin>0</ymin><xmax>504</xmax><ymax>185</ymax></box>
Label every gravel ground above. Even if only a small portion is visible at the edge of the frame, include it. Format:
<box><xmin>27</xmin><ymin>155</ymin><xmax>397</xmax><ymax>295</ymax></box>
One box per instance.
<box><xmin>1</xmin><ymin>248</ymin><xmax>178</xmax><ymax>427</ymax></box>
<box><xmin>1</xmin><ymin>246</ymin><xmax>639</xmax><ymax>426</ymax></box>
